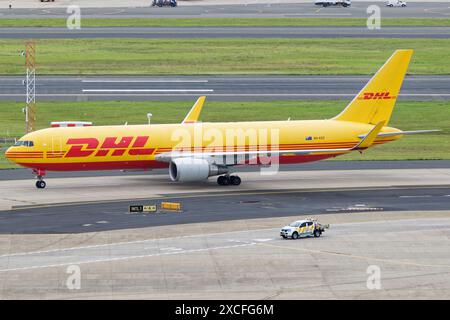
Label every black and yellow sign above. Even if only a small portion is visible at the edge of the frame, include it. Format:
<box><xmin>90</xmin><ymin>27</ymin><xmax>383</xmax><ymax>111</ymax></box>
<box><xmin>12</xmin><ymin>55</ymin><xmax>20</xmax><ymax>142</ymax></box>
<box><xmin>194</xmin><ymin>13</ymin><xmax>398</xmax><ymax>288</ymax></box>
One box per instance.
<box><xmin>129</xmin><ymin>204</ymin><xmax>157</xmax><ymax>213</ymax></box>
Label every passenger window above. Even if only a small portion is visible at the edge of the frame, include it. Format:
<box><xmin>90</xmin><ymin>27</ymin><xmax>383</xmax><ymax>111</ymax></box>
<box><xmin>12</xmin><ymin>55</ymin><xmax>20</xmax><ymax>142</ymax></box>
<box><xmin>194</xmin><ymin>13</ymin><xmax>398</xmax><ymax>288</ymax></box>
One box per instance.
<box><xmin>306</xmin><ymin>222</ymin><xmax>313</xmax><ymax>227</ymax></box>
<box><xmin>300</xmin><ymin>223</ymin><xmax>307</xmax><ymax>228</ymax></box>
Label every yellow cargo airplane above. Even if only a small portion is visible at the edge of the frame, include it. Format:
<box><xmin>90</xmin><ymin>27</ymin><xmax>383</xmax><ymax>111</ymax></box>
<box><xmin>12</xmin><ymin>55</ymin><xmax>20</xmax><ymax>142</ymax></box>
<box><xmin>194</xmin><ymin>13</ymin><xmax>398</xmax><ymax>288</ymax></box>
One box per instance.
<box><xmin>5</xmin><ymin>49</ymin><xmax>438</xmax><ymax>188</ymax></box>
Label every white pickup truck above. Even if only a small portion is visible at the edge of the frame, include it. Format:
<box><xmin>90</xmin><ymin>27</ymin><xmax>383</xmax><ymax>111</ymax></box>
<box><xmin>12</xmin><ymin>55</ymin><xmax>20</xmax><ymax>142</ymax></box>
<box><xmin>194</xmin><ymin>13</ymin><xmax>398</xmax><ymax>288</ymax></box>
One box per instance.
<box><xmin>280</xmin><ymin>219</ymin><xmax>329</xmax><ymax>240</ymax></box>
<box><xmin>315</xmin><ymin>0</ymin><xmax>351</xmax><ymax>7</ymax></box>
<box><xmin>386</xmin><ymin>0</ymin><xmax>407</xmax><ymax>7</ymax></box>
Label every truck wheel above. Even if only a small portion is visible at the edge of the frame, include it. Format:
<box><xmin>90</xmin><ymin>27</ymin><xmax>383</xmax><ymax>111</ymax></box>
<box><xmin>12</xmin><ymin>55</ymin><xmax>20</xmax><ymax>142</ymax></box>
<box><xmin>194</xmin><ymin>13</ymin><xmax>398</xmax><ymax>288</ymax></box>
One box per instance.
<box><xmin>314</xmin><ymin>229</ymin><xmax>321</xmax><ymax>238</ymax></box>
<box><xmin>292</xmin><ymin>232</ymin><xmax>299</xmax><ymax>240</ymax></box>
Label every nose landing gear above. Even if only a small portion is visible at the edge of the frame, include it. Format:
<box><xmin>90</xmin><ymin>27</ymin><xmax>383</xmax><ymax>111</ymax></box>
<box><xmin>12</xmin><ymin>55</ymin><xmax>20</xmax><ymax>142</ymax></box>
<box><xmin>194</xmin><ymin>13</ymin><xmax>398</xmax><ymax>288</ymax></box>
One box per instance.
<box><xmin>33</xmin><ymin>169</ymin><xmax>46</xmax><ymax>189</ymax></box>
<box><xmin>217</xmin><ymin>175</ymin><xmax>241</xmax><ymax>186</ymax></box>
<box><xmin>36</xmin><ymin>179</ymin><xmax>46</xmax><ymax>189</ymax></box>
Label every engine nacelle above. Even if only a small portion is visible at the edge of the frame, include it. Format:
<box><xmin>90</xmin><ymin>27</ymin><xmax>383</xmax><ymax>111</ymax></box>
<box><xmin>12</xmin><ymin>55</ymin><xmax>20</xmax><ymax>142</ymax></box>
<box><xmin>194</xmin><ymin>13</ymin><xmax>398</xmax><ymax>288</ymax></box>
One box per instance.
<box><xmin>169</xmin><ymin>158</ymin><xmax>228</xmax><ymax>182</ymax></box>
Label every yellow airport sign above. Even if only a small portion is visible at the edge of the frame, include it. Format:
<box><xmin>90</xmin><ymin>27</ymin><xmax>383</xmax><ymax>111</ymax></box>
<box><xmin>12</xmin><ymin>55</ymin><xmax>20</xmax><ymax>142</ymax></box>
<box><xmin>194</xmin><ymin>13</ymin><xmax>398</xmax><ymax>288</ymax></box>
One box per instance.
<box><xmin>160</xmin><ymin>202</ymin><xmax>182</xmax><ymax>211</ymax></box>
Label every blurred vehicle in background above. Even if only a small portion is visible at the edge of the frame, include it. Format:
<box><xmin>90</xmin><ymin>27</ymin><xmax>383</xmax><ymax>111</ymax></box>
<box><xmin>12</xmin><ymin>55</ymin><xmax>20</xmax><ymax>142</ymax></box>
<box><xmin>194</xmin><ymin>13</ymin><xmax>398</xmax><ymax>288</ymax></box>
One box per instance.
<box><xmin>152</xmin><ymin>0</ymin><xmax>177</xmax><ymax>7</ymax></box>
<box><xmin>386</xmin><ymin>0</ymin><xmax>407</xmax><ymax>7</ymax></box>
<box><xmin>314</xmin><ymin>0</ymin><xmax>351</xmax><ymax>8</ymax></box>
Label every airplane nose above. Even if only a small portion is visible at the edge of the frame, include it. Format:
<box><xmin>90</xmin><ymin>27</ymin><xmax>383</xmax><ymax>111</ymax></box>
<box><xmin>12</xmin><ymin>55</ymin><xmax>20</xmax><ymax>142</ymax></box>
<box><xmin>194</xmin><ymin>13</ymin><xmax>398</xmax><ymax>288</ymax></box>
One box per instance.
<box><xmin>5</xmin><ymin>147</ymin><xmax>14</xmax><ymax>161</ymax></box>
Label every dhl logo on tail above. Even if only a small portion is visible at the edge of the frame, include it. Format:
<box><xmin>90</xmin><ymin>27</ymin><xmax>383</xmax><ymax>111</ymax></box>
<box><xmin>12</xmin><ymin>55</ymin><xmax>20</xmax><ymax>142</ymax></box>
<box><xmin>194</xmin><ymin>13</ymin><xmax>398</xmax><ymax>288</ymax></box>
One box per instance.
<box><xmin>358</xmin><ymin>92</ymin><xmax>396</xmax><ymax>100</ymax></box>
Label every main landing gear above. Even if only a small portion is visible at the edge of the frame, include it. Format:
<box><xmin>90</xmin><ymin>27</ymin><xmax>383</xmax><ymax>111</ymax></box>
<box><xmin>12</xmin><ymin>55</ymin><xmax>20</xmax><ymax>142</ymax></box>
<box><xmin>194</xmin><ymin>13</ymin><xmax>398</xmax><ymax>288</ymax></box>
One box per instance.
<box><xmin>217</xmin><ymin>175</ymin><xmax>241</xmax><ymax>186</ymax></box>
<box><xmin>33</xmin><ymin>169</ymin><xmax>46</xmax><ymax>189</ymax></box>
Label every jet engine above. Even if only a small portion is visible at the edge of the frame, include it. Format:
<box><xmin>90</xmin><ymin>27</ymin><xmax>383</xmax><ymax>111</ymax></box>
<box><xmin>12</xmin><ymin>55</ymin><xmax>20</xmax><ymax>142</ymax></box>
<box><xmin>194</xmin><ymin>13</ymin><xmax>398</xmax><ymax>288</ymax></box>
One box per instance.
<box><xmin>169</xmin><ymin>158</ymin><xmax>228</xmax><ymax>182</ymax></box>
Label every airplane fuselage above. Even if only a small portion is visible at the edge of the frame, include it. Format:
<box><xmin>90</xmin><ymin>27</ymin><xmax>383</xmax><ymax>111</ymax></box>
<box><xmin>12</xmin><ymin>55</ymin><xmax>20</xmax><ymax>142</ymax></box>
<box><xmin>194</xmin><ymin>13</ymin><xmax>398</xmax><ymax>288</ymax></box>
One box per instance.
<box><xmin>5</xmin><ymin>119</ymin><xmax>400</xmax><ymax>172</ymax></box>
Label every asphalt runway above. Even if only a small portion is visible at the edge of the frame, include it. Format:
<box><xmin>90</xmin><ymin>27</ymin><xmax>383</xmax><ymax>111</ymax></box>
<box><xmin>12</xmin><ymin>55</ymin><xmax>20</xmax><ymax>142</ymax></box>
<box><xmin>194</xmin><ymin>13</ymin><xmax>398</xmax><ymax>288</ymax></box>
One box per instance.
<box><xmin>3</xmin><ymin>2</ymin><xmax>450</xmax><ymax>18</ymax></box>
<box><xmin>1</xmin><ymin>75</ymin><xmax>450</xmax><ymax>101</ymax></box>
<box><xmin>1</xmin><ymin>26</ymin><xmax>449</xmax><ymax>39</ymax></box>
<box><xmin>1</xmin><ymin>186</ymin><xmax>449</xmax><ymax>233</ymax></box>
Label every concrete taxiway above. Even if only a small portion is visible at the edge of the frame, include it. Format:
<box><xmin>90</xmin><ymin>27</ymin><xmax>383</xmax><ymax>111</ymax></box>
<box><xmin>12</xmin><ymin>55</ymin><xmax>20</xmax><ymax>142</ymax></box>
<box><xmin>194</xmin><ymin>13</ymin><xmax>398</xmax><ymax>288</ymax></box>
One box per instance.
<box><xmin>3</xmin><ymin>2</ymin><xmax>450</xmax><ymax>18</ymax></box>
<box><xmin>0</xmin><ymin>164</ymin><xmax>449</xmax><ymax>298</ymax></box>
<box><xmin>1</xmin><ymin>26</ymin><xmax>449</xmax><ymax>39</ymax></box>
<box><xmin>1</xmin><ymin>75</ymin><xmax>450</xmax><ymax>101</ymax></box>
<box><xmin>0</xmin><ymin>211</ymin><xmax>449</xmax><ymax>299</ymax></box>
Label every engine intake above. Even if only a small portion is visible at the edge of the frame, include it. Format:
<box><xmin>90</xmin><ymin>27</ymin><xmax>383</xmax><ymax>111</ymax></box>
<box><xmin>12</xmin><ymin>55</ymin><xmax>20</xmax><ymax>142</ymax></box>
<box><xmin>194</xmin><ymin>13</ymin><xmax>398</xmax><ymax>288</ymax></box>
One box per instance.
<box><xmin>169</xmin><ymin>158</ymin><xmax>228</xmax><ymax>182</ymax></box>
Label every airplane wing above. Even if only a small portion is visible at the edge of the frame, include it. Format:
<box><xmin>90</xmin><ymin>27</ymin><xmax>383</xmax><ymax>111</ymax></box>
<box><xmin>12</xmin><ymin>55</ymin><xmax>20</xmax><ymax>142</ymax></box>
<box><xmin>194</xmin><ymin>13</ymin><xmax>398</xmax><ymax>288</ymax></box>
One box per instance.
<box><xmin>155</xmin><ymin>147</ymin><xmax>353</xmax><ymax>163</ymax></box>
<box><xmin>182</xmin><ymin>96</ymin><xmax>206</xmax><ymax>124</ymax></box>
<box><xmin>155</xmin><ymin>121</ymin><xmax>385</xmax><ymax>163</ymax></box>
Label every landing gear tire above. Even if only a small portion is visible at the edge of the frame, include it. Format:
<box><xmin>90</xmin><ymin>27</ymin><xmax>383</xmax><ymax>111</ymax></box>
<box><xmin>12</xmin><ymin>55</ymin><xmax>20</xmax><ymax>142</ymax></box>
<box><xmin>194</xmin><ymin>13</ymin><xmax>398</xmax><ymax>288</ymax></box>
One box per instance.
<box><xmin>217</xmin><ymin>175</ymin><xmax>241</xmax><ymax>186</ymax></box>
<box><xmin>229</xmin><ymin>175</ymin><xmax>241</xmax><ymax>186</ymax></box>
<box><xmin>217</xmin><ymin>175</ymin><xmax>230</xmax><ymax>186</ymax></box>
<box><xmin>36</xmin><ymin>180</ymin><xmax>46</xmax><ymax>189</ymax></box>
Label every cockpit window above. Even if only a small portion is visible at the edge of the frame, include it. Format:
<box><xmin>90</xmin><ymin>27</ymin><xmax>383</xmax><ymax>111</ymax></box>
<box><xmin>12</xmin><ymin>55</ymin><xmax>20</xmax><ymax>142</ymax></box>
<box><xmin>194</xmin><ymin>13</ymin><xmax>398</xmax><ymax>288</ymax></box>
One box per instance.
<box><xmin>14</xmin><ymin>140</ymin><xmax>34</xmax><ymax>147</ymax></box>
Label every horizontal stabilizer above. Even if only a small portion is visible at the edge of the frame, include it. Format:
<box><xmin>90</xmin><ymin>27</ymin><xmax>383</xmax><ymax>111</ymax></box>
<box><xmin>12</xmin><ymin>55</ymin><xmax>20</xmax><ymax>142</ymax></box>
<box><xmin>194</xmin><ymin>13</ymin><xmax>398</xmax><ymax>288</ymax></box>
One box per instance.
<box><xmin>353</xmin><ymin>121</ymin><xmax>385</xmax><ymax>150</ymax></box>
<box><xmin>358</xmin><ymin>129</ymin><xmax>441</xmax><ymax>139</ymax></box>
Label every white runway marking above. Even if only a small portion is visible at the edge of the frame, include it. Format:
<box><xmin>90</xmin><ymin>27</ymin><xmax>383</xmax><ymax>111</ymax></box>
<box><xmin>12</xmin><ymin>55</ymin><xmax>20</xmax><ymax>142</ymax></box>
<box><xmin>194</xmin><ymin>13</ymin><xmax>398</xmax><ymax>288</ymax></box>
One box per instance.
<box><xmin>82</xmin><ymin>89</ymin><xmax>214</xmax><ymax>93</ymax></box>
<box><xmin>82</xmin><ymin>79</ymin><xmax>208</xmax><ymax>83</ymax></box>
<box><xmin>160</xmin><ymin>247</ymin><xmax>183</xmax><ymax>251</ymax></box>
<box><xmin>0</xmin><ymin>243</ymin><xmax>256</xmax><ymax>273</ymax></box>
<box><xmin>288</xmin><ymin>13</ymin><xmax>351</xmax><ymax>16</ymax></box>
<box><xmin>0</xmin><ymin>227</ymin><xmax>277</xmax><ymax>259</ymax></box>
<box><xmin>399</xmin><ymin>195</ymin><xmax>432</xmax><ymax>198</ymax></box>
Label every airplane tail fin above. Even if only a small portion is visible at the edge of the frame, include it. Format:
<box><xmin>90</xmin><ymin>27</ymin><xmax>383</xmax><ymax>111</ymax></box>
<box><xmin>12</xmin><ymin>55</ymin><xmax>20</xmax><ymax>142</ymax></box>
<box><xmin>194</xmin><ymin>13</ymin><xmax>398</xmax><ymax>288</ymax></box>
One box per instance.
<box><xmin>333</xmin><ymin>49</ymin><xmax>413</xmax><ymax>125</ymax></box>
